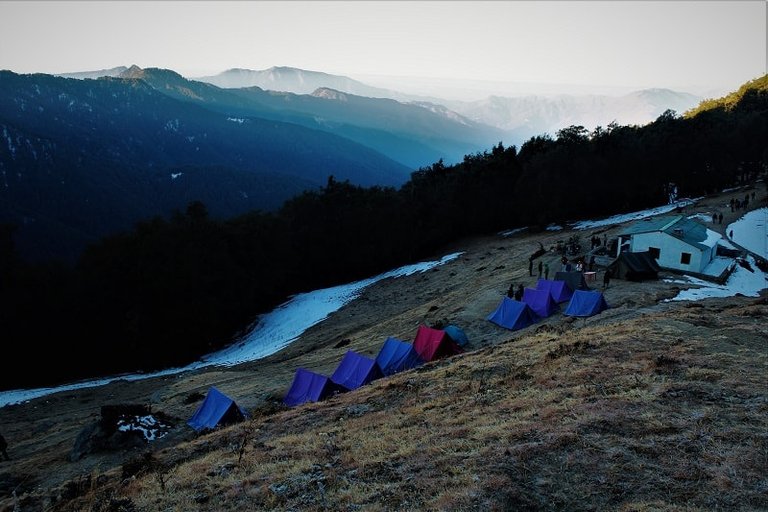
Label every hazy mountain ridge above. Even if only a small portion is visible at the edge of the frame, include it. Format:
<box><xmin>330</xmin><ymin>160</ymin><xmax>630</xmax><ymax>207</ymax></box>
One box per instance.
<box><xmin>122</xmin><ymin>66</ymin><xmax>502</xmax><ymax>168</ymax></box>
<box><xmin>64</xmin><ymin>65</ymin><xmax>704</xmax><ymax>166</ymax></box>
<box><xmin>195</xmin><ymin>66</ymin><xmax>702</xmax><ymax>144</ymax></box>
<box><xmin>56</xmin><ymin>66</ymin><xmax>129</xmax><ymax>80</ymax></box>
<box><xmin>0</xmin><ymin>70</ymin><xmax>410</xmax><ymax>261</ymax></box>
<box><xmin>198</xmin><ymin>66</ymin><xmax>398</xmax><ymax>99</ymax></box>
<box><xmin>442</xmin><ymin>88</ymin><xmax>702</xmax><ymax>144</ymax></box>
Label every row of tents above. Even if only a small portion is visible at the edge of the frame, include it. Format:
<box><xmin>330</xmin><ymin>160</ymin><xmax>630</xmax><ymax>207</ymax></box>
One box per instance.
<box><xmin>187</xmin><ymin>324</ymin><xmax>469</xmax><ymax>430</ymax></box>
<box><xmin>487</xmin><ymin>275</ymin><xmax>609</xmax><ymax>331</ymax></box>
<box><xmin>187</xmin><ymin>272</ymin><xmax>613</xmax><ymax>431</ymax></box>
<box><xmin>283</xmin><ymin>324</ymin><xmax>467</xmax><ymax>407</ymax></box>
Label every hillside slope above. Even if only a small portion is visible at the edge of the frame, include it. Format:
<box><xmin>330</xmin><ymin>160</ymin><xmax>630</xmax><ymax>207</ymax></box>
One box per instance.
<box><xmin>0</xmin><ymin>70</ymin><xmax>410</xmax><ymax>261</ymax></box>
<box><xmin>0</xmin><ymin>185</ymin><xmax>765</xmax><ymax>511</ymax></box>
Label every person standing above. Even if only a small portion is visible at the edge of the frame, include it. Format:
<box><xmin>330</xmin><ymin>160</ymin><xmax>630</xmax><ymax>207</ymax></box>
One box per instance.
<box><xmin>528</xmin><ymin>258</ymin><xmax>533</xmax><ymax>276</ymax></box>
<box><xmin>506</xmin><ymin>283</ymin><xmax>515</xmax><ymax>299</ymax></box>
<box><xmin>544</xmin><ymin>263</ymin><xmax>550</xmax><ymax>280</ymax></box>
<box><xmin>514</xmin><ymin>284</ymin><xmax>524</xmax><ymax>301</ymax></box>
<box><xmin>603</xmin><ymin>268</ymin><xmax>611</xmax><ymax>289</ymax></box>
<box><xmin>718</xmin><ymin>213</ymin><xmax>723</xmax><ymax>224</ymax></box>
<box><xmin>537</xmin><ymin>260</ymin><xmax>543</xmax><ymax>278</ymax></box>
<box><xmin>0</xmin><ymin>433</ymin><xmax>9</xmax><ymax>461</ymax></box>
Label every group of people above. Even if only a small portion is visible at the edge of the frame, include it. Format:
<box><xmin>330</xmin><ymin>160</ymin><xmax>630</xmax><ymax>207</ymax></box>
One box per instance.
<box><xmin>729</xmin><ymin>193</ymin><xmax>755</xmax><ymax>212</ymax></box>
<box><xmin>507</xmin><ymin>283</ymin><xmax>525</xmax><ymax>301</ymax></box>
<box><xmin>712</xmin><ymin>212</ymin><xmax>724</xmax><ymax>225</ymax></box>
<box><xmin>528</xmin><ymin>258</ymin><xmax>551</xmax><ymax>279</ymax></box>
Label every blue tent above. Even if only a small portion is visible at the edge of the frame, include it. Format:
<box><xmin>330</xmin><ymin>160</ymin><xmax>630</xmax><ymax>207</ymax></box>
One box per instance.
<box><xmin>523</xmin><ymin>288</ymin><xmax>560</xmax><ymax>318</ymax></box>
<box><xmin>188</xmin><ymin>387</ymin><xmax>248</xmax><ymax>432</ymax></box>
<box><xmin>284</xmin><ymin>368</ymin><xmax>345</xmax><ymax>407</ymax></box>
<box><xmin>564</xmin><ymin>290</ymin><xmax>609</xmax><ymax>317</ymax></box>
<box><xmin>331</xmin><ymin>350</ymin><xmax>384</xmax><ymax>391</ymax></box>
<box><xmin>487</xmin><ymin>296</ymin><xmax>539</xmax><ymax>330</ymax></box>
<box><xmin>444</xmin><ymin>324</ymin><xmax>469</xmax><ymax>348</ymax></box>
<box><xmin>536</xmin><ymin>278</ymin><xmax>573</xmax><ymax>303</ymax></box>
<box><xmin>375</xmin><ymin>337</ymin><xmax>424</xmax><ymax>376</ymax></box>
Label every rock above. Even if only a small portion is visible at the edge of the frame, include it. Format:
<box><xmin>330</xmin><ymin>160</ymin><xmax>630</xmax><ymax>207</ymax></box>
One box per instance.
<box><xmin>344</xmin><ymin>404</ymin><xmax>372</xmax><ymax>417</ymax></box>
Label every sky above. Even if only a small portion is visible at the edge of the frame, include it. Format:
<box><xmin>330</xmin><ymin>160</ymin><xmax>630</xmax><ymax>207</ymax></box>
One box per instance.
<box><xmin>1</xmin><ymin>203</ymin><xmax>765</xmax><ymax>408</ymax></box>
<box><xmin>0</xmin><ymin>1</ymin><xmax>765</xmax><ymax>97</ymax></box>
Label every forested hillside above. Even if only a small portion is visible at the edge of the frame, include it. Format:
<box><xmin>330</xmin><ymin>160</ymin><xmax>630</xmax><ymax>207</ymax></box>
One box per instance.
<box><xmin>0</xmin><ymin>70</ymin><xmax>411</xmax><ymax>262</ymax></box>
<box><xmin>1</xmin><ymin>75</ymin><xmax>766</xmax><ymax>391</ymax></box>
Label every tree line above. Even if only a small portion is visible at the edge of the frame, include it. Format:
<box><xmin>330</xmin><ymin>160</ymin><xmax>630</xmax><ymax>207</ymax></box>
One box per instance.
<box><xmin>1</xmin><ymin>77</ymin><xmax>766</xmax><ymax>390</ymax></box>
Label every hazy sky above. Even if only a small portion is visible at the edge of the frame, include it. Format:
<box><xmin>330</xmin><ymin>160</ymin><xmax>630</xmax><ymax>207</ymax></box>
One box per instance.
<box><xmin>0</xmin><ymin>1</ymin><xmax>765</xmax><ymax>94</ymax></box>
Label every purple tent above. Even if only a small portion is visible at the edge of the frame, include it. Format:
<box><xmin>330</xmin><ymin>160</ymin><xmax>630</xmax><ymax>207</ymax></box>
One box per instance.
<box><xmin>375</xmin><ymin>337</ymin><xmax>424</xmax><ymax>376</ymax></box>
<box><xmin>283</xmin><ymin>368</ymin><xmax>344</xmax><ymax>407</ymax></box>
<box><xmin>536</xmin><ymin>278</ymin><xmax>573</xmax><ymax>303</ymax></box>
<box><xmin>522</xmin><ymin>287</ymin><xmax>559</xmax><ymax>318</ymax></box>
<box><xmin>331</xmin><ymin>350</ymin><xmax>384</xmax><ymax>391</ymax></box>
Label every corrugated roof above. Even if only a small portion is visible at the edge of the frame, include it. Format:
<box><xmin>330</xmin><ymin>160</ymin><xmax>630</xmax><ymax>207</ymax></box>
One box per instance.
<box><xmin>662</xmin><ymin>216</ymin><xmax>721</xmax><ymax>250</ymax></box>
<box><xmin>618</xmin><ymin>215</ymin><xmax>683</xmax><ymax>235</ymax></box>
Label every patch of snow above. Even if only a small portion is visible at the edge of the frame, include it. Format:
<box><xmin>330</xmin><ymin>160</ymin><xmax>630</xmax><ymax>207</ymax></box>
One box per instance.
<box><xmin>700</xmin><ymin>228</ymin><xmax>722</xmax><ymax>249</ymax></box>
<box><xmin>665</xmin><ymin>254</ymin><xmax>766</xmax><ymax>301</ymax></box>
<box><xmin>571</xmin><ymin>198</ymin><xmax>700</xmax><ymax>230</ymax></box>
<box><xmin>227</xmin><ymin>117</ymin><xmax>245</xmax><ymax>124</ymax></box>
<box><xmin>546</xmin><ymin>224</ymin><xmax>563</xmax><ymax>231</ymax></box>
<box><xmin>117</xmin><ymin>414</ymin><xmax>171</xmax><ymax>441</ymax></box>
<box><xmin>0</xmin><ymin>252</ymin><xmax>461</xmax><ymax>407</ymax></box>
<box><xmin>727</xmin><ymin>208</ymin><xmax>768</xmax><ymax>259</ymax></box>
<box><xmin>3</xmin><ymin>127</ymin><xmax>16</xmax><ymax>158</ymax></box>
<box><xmin>498</xmin><ymin>227</ymin><xmax>527</xmax><ymax>237</ymax></box>
<box><xmin>171</xmin><ymin>172</ymin><xmax>183</xmax><ymax>180</ymax></box>
<box><xmin>202</xmin><ymin>252</ymin><xmax>463</xmax><ymax>366</ymax></box>
<box><xmin>687</xmin><ymin>213</ymin><xmax>712</xmax><ymax>223</ymax></box>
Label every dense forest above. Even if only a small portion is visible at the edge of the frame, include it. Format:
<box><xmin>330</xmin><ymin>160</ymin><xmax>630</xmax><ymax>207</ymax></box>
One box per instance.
<box><xmin>2</xmin><ymin>76</ymin><xmax>766</xmax><ymax>390</ymax></box>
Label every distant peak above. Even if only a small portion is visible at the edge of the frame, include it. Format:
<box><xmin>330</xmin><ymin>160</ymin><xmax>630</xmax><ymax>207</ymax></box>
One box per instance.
<box><xmin>120</xmin><ymin>65</ymin><xmax>144</xmax><ymax>79</ymax></box>
<box><xmin>312</xmin><ymin>88</ymin><xmax>348</xmax><ymax>101</ymax></box>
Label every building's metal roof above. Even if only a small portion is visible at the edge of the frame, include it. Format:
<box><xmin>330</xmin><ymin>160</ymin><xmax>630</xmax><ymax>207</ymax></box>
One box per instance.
<box><xmin>618</xmin><ymin>215</ymin><xmax>683</xmax><ymax>236</ymax></box>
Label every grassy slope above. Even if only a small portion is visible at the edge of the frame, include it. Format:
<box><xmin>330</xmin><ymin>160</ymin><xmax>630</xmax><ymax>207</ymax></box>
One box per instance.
<box><xmin>45</xmin><ymin>296</ymin><xmax>767</xmax><ymax>511</ymax></box>
<box><xmin>2</xmin><ymin>183</ymin><xmax>767</xmax><ymax>512</ymax></box>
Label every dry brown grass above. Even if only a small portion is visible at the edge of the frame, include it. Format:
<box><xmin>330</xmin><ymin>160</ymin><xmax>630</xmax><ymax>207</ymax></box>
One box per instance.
<box><xmin>23</xmin><ymin>296</ymin><xmax>766</xmax><ymax>512</ymax></box>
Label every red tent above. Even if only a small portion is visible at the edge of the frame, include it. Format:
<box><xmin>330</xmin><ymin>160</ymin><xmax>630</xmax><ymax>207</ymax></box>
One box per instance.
<box><xmin>412</xmin><ymin>325</ymin><xmax>463</xmax><ymax>362</ymax></box>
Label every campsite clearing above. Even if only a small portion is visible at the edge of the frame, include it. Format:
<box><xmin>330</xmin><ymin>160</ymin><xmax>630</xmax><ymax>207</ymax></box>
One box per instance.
<box><xmin>0</xmin><ymin>184</ymin><xmax>766</xmax><ymax>511</ymax></box>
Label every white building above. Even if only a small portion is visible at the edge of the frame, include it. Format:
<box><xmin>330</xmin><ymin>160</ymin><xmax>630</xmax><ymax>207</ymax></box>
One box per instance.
<box><xmin>616</xmin><ymin>215</ymin><xmax>722</xmax><ymax>274</ymax></box>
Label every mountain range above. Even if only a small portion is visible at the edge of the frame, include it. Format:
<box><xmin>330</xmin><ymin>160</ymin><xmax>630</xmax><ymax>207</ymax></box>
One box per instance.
<box><xmin>2</xmin><ymin>65</ymin><xmax>703</xmax><ymax>262</ymax></box>
<box><xmin>198</xmin><ymin>66</ymin><xmax>703</xmax><ymax>145</ymax></box>
<box><xmin>0</xmin><ymin>70</ymin><xmax>411</xmax><ymax>261</ymax></box>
